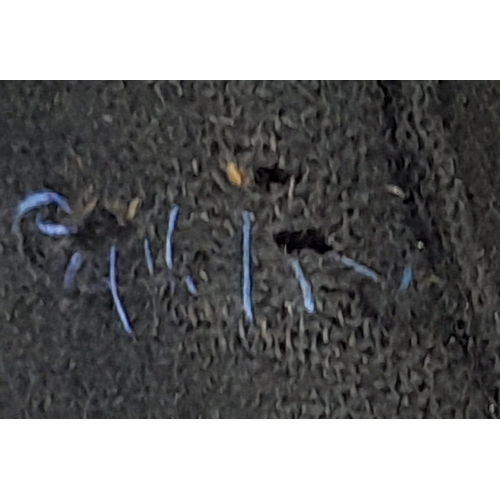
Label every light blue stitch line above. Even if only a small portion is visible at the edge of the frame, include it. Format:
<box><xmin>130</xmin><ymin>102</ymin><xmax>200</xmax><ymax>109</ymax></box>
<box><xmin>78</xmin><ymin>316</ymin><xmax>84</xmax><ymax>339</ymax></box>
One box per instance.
<box><xmin>399</xmin><ymin>265</ymin><xmax>412</xmax><ymax>291</ymax></box>
<box><xmin>35</xmin><ymin>213</ymin><xmax>77</xmax><ymax>238</ymax></box>
<box><xmin>144</xmin><ymin>238</ymin><xmax>154</xmax><ymax>276</ymax></box>
<box><xmin>63</xmin><ymin>251</ymin><xmax>82</xmax><ymax>290</ymax></box>
<box><xmin>185</xmin><ymin>275</ymin><xmax>198</xmax><ymax>297</ymax></box>
<box><xmin>333</xmin><ymin>253</ymin><xmax>380</xmax><ymax>282</ymax></box>
<box><xmin>290</xmin><ymin>258</ymin><xmax>315</xmax><ymax>313</ymax></box>
<box><xmin>109</xmin><ymin>245</ymin><xmax>133</xmax><ymax>336</ymax></box>
<box><xmin>15</xmin><ymin>189</ymin><xmax>72</xmax><ymax>220</ymax></box>
<box><xmin>165</xmin><ymin>205</ymin><xmax>179</xmax><ymax>271</ymax></box>
<box><xmin>242</xmin><ymin>211</ymin><xmax>253</xmax><ymax>322</ymax></box>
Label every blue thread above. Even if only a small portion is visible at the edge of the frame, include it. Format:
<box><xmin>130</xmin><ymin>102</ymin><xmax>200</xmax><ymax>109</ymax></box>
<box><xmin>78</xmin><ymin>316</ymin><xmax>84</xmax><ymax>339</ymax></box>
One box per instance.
<box><xmin>290</xmin><ymin>258</ymin><xmax>315</xmax><ymax>313</ymax></box>
<box><xmin>109</xmin><ymin>245</ymin><xmax>133</xmax><ymax>335</ymax></box>
<box><xmin>144</xmin><ymin>238</ymin><xmax>154</xmax><ymax>276</ymax></box>
<box><xmin>63</xmin><ymin>251</ymin><xmax>82</xmax><ymax>290</ymax></box>
<box><xmin>185</xmin><ymin>275</ymin><xmax>199</xmax><ymax>297</ymax></box>
<box><xmin>242</xmin><ymin>211</ymin><xmax>254</xmax><ymax>322</ymax></box>
<box><xmin>166</xmin><ymin>205</ymin><xmax>179</xmax><ymax>271</ymax></box>
<box><xmin>35</xmin><ymin>213</ymin><xmax>77</xmax><ymax>238</ymax></box>
<box><xmin>15</xmin><ymin>189</ymin><xmax>72</xmax><ymax>220</ymax></box>
<box><xmin>334</xmin><ymin>253</ymin><xmax>380</xmax><ymax>282</ymax></box>
<box><xmin>399</xmin><ymin>265</ymin><xmax>412</xmax><ymax>291</ymax></box>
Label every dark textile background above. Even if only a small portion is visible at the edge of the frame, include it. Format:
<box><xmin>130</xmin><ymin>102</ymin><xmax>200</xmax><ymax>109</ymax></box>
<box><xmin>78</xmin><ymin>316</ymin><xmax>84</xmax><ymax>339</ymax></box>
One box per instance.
<box><xmin>1</xmin><ymin>81</ymin><xmax>498</xmax><ymax>418</ymax></box>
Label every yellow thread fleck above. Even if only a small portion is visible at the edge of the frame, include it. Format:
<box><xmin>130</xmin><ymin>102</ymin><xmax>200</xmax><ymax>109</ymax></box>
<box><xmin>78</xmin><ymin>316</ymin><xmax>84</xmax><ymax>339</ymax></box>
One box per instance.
<box><xmin>227</xmin><ymin>162</ymin><xmax>242</xmax><ymax>186</ymax></box>
<box><xmin>226</xmin><ymin>162</ymin><xmax>249</xmax><ymax>187</ymax></box>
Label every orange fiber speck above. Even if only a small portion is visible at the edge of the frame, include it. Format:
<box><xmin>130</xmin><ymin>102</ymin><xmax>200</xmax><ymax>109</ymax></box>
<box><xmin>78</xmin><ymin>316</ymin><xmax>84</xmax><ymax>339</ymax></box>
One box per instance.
<box><xmin>227</xmin><ymin>162</ymin><xmax>244</xmax><ymax>187</ymax></box>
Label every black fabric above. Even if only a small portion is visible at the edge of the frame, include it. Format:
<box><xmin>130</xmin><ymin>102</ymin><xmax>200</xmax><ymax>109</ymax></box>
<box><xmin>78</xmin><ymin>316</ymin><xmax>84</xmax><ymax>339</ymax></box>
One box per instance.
<box><xmin>1</xmin><ymin>81</ymin><xmax>498</xmax><ymax>418</ymax></box>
